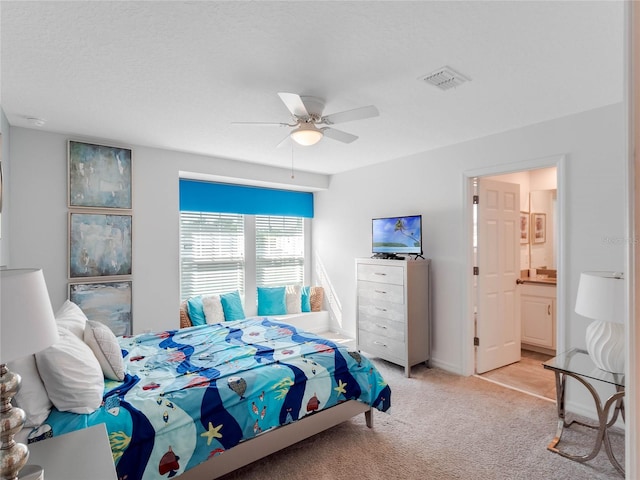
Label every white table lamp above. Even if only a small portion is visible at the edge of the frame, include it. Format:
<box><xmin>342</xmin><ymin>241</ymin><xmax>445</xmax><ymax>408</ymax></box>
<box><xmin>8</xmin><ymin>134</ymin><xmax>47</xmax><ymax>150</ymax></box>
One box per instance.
<box><xmin>1</xmin><ymin>269</ymin><xmax>59</xmax><ymax>480</ymax></box>
<box><xmin>574</xmin><ymin>271</ymin><xmax>625</xmax><ymax>374</ymax></box>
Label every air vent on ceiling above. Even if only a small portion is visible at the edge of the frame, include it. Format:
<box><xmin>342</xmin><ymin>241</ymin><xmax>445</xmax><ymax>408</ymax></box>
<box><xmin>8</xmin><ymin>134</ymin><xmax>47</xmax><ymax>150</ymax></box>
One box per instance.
<box><xmin>419</xmin><ymin>66</ymin><xmax>470</xmax><ymax>91</ymax></box>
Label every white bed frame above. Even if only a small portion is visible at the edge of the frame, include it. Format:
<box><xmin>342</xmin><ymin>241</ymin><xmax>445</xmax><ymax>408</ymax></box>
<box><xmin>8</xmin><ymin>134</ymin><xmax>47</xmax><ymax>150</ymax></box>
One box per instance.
<box><xmin>178</xmin><ymin>400</ymin><xmax>373</xmax><ymax>479</ymax></box>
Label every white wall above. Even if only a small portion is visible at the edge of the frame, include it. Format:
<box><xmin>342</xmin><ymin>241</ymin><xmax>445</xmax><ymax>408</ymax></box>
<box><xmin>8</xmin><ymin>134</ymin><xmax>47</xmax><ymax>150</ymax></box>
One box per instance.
<box><xmin>6</xmin><ymin>128</ymin><xmax>329</xmax><ymax>333</ymax></box>
<box><xmin>0</xmin><ymin>109</ymin><xmax>9</xmax><ymax>267</ymax></box>
<box><xmin>313</xmin><ymin>103</ymin><xmax>627</xmax><ymax>378</ymax></box>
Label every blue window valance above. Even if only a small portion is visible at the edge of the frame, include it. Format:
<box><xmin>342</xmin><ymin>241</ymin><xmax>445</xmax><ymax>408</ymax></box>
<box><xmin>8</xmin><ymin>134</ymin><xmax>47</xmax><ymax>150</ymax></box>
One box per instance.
<box><xmin>179</xmin><ymin>179</ymin><xmax>314</xmax><ymax>218</ymax></box>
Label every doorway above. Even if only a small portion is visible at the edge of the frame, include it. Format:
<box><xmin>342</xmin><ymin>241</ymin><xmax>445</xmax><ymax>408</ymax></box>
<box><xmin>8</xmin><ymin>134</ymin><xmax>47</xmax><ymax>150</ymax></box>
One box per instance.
<box><xmin>464</xmin><ymin>156</ymin><xmax>566</xmax><ymax>400</ymax></box>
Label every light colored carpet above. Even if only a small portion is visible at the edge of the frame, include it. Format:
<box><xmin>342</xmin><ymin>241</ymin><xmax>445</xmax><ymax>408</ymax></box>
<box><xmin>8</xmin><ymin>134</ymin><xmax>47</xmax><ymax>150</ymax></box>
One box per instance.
<box><xmin>220</xmin><ymin>359</ymin><xmax>624</xmax><ymax>480</ymax></box>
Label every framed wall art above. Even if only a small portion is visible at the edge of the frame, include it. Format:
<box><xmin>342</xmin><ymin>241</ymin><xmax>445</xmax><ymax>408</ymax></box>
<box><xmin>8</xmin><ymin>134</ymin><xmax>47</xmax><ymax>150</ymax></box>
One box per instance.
<box><xmin>69</xmin><ymin>211</ymin><xmax>132</xmax><ymax>278</ymax></box>
<box><xmin>520</xmin><ymin>211</ymin><xmax>529</xmax><ymax>244</ymax></box>
<box><xmin>532</xmin><ymin>212</ymin><xmax>546</xmax><ymax>244</ymax></box>
<box><xmin>68</xmin><ymin>140</ymin><xmax>132</xmax><ymax>209</ymax></box>
<box><xmin>69</xmin><ymin>280</ymin><xmax>132</xmax><ymax>335</ymax></box>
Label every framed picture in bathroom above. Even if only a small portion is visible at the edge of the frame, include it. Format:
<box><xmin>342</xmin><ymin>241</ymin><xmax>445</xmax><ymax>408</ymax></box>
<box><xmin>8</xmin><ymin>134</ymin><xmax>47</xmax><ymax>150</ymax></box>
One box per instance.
<box><xmin>532</xmin><ymin>213</ymin><xmax>546</xmax><ymax>244</ymax></box>
<box><xmin>520</xmin><ymin>212</ymin><xmax>529</xmax><ymax>244</ymax></box>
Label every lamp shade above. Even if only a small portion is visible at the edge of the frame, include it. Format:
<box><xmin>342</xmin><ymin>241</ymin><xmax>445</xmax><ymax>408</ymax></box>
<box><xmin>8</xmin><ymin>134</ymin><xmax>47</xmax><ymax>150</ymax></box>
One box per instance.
<box><xmin>575</xmin><ymin>271</ymin><xmax>624</xmax><ymax>323</ymax></box>
<box><xmin>290</xmin><ymin>124</ymin><xmax>323</xmax><ymax>146</ymax></box>
<box><xmin>1</xmin><ymin>268</ymin><xmax>59</xmax><ymax>363</ymax></box>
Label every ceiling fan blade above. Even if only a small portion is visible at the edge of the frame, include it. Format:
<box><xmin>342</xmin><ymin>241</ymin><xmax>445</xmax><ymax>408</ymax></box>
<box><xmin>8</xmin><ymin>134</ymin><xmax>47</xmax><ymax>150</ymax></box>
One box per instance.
<box><xmin>277</xmin><ymin>92</ymin><xmax>309</xmax><ymax>118</ymax></box>
<box><xmin>322</xmin><ymin>127</ymin><xmax>358</xmax><ymax>144</ymax></box>
<box><xmin>231</xmin><ymin>121</ymin><xmax>290</xmax><ymax>127</ymax></box>
<box><xmin>321</xmin><ymin>105</ymin><xmax>379</xmax><ymax>125</ymax></box>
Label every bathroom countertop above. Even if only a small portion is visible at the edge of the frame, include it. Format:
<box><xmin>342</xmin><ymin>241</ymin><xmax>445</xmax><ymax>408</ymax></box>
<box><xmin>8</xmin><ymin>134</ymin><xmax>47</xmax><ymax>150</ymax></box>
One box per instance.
<box><xmin>520</xmin><ymin>276</ymin><xmax>557</xmax><ymax>286</ymax></box>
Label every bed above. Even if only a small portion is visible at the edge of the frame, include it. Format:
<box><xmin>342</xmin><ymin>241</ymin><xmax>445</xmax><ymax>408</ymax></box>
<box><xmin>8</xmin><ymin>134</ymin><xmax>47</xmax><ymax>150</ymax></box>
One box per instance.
<box><xmin>26</xmin><ymin>315</ymin><xmax>391</xmax><ymax>480</ymax></box>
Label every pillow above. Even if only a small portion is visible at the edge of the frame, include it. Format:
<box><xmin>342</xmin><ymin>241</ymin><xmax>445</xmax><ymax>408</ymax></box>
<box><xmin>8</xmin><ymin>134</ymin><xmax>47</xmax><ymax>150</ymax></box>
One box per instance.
<box><xmin>202</xmin><ymin>294</ymin><xmax>224</xmax><ymax>324</ymax></box>
<box><xmin>257</xmin><ymin>286</ymin><xmax>287</xmax><ymax>316</ymax></box>
<box><xmin>285</xmin><ymin>285</ymin><xmax>302</xmax><ymax>314</ymax></box>
<box><xmin>220</xmin><ymin>291</ymin><xmax>245</xmax><ymax>321</ymax></box>
<box><xmin>179</xmin><ymin>300</ymin><xmax>192</xmax><ymax>329</ymax></box>
<box><xmin>55</xmin><ymin>300</ymin><xmax>88</xmax><ymax>339</ymax></box>
<box><xmin>7</xmin><ymin>355</ymin><xmax>52</xmax><ymax>428</ymax></box>
<box><xmin>84</xmin><ymin>320</ymin><xmax>125</xmax><ymax>381</ymax></box>
<box><xmin>301</xmin><ymin>286</ymin><xmax>311</xmax><ymax>312</ymax></box>
<box><xmin>310</xmin><ymin>286</ymin><xmax>324</xmax><ymax>312</ymax></box>
<box><xmin>35</xmin><ymin>327</ymin><xmax>104</xmax><ymax>414</ymax></box>
<box><xmin>186</xmin><ymin>296</ymin><xmax>206</xmax><ymax>326</ymax></box>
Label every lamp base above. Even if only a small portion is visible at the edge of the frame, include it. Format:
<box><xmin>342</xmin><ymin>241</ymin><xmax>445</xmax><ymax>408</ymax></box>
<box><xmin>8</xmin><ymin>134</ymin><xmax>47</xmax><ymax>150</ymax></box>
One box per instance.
<box><xmin>1</xmin><ymin>365</ymin><xmax>29</xmax><ymax>480</ymax></box>
<box><xmin>585</xmin><ymin>320</ymin><xmax>625</xmax><ymax>374</ymax></box>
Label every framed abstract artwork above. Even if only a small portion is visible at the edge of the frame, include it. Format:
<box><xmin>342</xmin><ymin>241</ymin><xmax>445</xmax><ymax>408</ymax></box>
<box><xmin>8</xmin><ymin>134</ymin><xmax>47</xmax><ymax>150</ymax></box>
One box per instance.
<box><xmin>69</xmin><ymin>280</ymin><xmax>132</xmax><ymax>336</ymax></box>
<box><xmin>68</xmin><ymin>140</ymin><xmax>132</xmax><ymax>209</ymax></box>
<box><xmin>69</xmin><ymin>212</ymin><xmax>132</xmax><ymax>278</ymax></box>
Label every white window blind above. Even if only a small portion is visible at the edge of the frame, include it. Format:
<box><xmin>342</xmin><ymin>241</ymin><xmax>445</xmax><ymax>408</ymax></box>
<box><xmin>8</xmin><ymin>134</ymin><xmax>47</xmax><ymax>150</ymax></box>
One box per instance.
<box><xmin>255</xmin><ymin>215</ymin><xmax>304</xmax><ymax>287</ymax></box>
<box><xmin>180</xmin><ymin>212</ymin><xmax>245</xmax><ymax>300</ymax></box>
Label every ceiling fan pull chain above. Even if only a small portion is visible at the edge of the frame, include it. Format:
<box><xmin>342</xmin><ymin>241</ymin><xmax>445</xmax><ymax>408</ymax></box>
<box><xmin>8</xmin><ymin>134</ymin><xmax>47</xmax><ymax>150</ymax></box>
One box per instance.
<box><xmin>291</xmin><ymin>143</ymin><xmax>295</xmax><ymax>179</ymax></box>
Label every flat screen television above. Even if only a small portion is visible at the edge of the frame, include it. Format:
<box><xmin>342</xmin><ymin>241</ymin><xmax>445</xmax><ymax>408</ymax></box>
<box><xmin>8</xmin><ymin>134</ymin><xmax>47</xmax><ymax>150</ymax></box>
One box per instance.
<box><xmin>372</xmin><ymin>215</ymin><xmax>422</xmax><ymax>258</ymax></box>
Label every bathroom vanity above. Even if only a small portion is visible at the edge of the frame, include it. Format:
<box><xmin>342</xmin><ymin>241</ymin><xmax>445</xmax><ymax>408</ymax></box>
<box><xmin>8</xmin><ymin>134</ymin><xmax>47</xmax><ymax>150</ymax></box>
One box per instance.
<box><xmin>520</xmin><ymin>278</ymin><xmax>556</xmax><ymax>354</ymax></box>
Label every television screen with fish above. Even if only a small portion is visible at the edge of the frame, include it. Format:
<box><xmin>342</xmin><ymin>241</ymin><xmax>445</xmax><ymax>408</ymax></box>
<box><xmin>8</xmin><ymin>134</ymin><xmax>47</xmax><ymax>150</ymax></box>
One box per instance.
<box><xmin>372</xmin><ymin>215</ymin><xmax>422</xmax><ymax>257</ymax></box>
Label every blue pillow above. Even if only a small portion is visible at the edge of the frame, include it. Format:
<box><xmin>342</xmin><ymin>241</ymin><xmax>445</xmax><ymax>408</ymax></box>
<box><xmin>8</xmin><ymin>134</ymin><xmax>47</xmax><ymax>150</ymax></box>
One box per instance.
<box><xmin>220</xmin><ymin>290</ymin><xmax>246</xmax><ymax>321</ymax></box>
<box><xmin>186</xmin><ymin>295</ymin><xmax>206</xmax><ymax>326</ymax></box>
<box><xmin>257</xmin><ymin>286</ymin><xmax>287</xmax><ymax>316</ymax></box>
<box><xmin>301</xmin><ymin>286</ymin><xmax>311</xmax><ymax>312</ymax></box>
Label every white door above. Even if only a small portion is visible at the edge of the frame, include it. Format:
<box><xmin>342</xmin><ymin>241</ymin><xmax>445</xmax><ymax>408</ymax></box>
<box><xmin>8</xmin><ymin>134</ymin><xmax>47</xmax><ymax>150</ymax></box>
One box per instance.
<box><xmin>476</xmin><ymin>178</ymin><xmax>521</xmax><ymax>374</ymax></box>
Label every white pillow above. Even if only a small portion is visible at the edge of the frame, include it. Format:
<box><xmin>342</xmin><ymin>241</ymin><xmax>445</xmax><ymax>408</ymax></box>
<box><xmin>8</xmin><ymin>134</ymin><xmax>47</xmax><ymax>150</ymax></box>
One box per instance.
<box><xmin>84</xmin><ymin>320</ymin><xmax>125</xmax><ymax>381</ymax></box>
<box><xmin>35</xmin><ymin>327</ymin><xmax>103</xmax><ymax>414</ymax></box>
<box><xmin>55</xmin><ymin>300</ymin><xmax>88</xmax><ymax>339</ymax></box>
<box><xmin>286</xmin><ymin>285</ymin><xmax>302</xmax><ymax>314</ymax></box>
<box><xmin>202</xmin><ymin>294</ymin><xmax>224</xmax><ymax>324</ymax></box>
<box><xmin>7</xmin><ymin>355</ymin><xmax>52</xmax><ymax>427</ymax></box>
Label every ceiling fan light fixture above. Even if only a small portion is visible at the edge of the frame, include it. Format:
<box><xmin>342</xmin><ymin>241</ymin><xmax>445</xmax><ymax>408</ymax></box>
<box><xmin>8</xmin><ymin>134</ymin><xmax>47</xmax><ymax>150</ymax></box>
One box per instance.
<box><xmin>290</xmin><ymin>123</ymin><xmax>323</xmax><ymax>146</ymax></box>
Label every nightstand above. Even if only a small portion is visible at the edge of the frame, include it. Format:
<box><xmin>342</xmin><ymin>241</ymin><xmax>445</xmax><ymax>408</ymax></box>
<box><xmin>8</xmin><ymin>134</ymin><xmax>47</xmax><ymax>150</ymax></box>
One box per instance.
<box><xmin>25</xmin><ymin>424</ymin><xmax>117</xmax><ymax>480</ymax></box>
<box><xmin>543</xmin><ymin>348</ymin><xmax>625</xmax><ymax>476</ymax></box>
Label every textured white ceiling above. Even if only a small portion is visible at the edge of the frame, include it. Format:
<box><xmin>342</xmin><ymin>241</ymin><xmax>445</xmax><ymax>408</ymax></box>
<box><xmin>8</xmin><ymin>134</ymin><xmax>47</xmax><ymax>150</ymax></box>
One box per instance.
<box><xmin>1</xmin><ymin>1</ymin><xmax>624</xmax><ymax>175</ymax></box>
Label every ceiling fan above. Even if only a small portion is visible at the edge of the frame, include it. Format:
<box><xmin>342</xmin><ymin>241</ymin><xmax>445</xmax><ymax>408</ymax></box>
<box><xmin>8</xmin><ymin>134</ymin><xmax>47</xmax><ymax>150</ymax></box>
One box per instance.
<box><xmin>232</xmin><ymin>92</ymin><xmax>379</xmax><ymax>147</ymax></box>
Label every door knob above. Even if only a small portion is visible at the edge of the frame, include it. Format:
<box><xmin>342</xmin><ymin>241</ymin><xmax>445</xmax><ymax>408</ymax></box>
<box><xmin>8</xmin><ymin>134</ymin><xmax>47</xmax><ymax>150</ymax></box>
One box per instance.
<box><xmin>516</xmin><ymin>278</ymin><xmax>524</xmax><ymax>285</ymax></box>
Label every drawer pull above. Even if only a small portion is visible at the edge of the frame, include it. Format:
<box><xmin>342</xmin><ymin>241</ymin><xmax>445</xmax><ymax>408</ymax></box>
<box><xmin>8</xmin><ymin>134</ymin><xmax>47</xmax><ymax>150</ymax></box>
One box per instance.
<box><xmin>373</xmin><ymin>341</ymin><xmax>388</xmax><ymax>347</ymax></box>
<box><xmin>374</xmin><ymin>272</ymin><xmax>387</xmax><ymax>276</ymax></box>
<box><xmin>548</xmin><ymin>305</ymin><xmax>551</xmax><ymax>316</ymax></box>
<box><xmin>375</xmin><ymin>323</ymin><xmax>388</xmax><ymax>330</ymax></box>
<box><xmin>375</xmin><ymin>290</ymin><xmax>387</xmax><ymax>294</ymax></box>
<box><xmin>375</xmin><ymin>307</ymin><xmax>388</xmax><ymax>312</ymax></box>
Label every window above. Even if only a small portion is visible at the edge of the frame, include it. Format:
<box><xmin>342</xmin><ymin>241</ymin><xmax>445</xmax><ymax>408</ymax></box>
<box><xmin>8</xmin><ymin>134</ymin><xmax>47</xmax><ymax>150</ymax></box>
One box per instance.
<box><xmin>256</xmin><ymin>215</ymin><xmax>304</xmax><ymax>287</ymax></box>
<box><xmin>180</xmin><ymin>212</ymin><xmax>245</xmax><ymax>300</ymax></box>
<box><xmin>180</xmin><ymin>213</ymin><xmax>306</xmax><ymax>301</ymax></box>
<box><xmin>179</xmin><ymin>180</ymin><xmax>313</xmax><ymax>304</ymax></box>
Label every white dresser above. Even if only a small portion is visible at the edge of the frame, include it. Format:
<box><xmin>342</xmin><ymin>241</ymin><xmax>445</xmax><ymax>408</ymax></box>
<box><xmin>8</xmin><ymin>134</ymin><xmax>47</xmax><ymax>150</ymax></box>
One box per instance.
<box><xmin>355</xmin><ymin>257</ymin><xmax>430</xmax><ymax>377</ymax></box>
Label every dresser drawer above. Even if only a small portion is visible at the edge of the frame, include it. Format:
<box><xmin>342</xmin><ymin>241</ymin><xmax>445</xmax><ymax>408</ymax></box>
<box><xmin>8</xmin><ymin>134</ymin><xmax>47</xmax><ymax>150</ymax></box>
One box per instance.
<box><xmin>358</xmin><ymin>316</ymin><xmax>404</xmax><ymax>342</ymax></box>
<box><xmin>357</xmin><ymin>263</ymin><xmax>404</xmax><ymax>285</ymax></box>
<box><xmin>358</xmin><ymin>295</ymin><xmax>405</xmax><ymax>322</ymax></box>
<box><xmin>357</xmin><ymin>280</ymin><xmax>404</xmax><ymax>304</ymax></box>
<box><xmin>358</xmin><ymin>330</ymin><xmax>405</xmax><ymax>360</ymax></box>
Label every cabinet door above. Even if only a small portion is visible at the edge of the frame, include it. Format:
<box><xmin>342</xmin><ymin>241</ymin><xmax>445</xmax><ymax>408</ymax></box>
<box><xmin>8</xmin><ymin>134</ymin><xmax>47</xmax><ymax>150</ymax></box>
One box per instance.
<box><xmin>521</xmin><ymin>294</ymin><xmax>554</xmax><ymax>348</ymax></box>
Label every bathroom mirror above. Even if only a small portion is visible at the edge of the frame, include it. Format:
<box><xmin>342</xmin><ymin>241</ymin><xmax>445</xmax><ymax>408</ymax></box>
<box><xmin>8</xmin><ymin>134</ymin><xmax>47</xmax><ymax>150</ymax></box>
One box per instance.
<box><xmin>528</xmin><ymin>189</ymin><xmax>556</xmax><ymax>269</ymax></box>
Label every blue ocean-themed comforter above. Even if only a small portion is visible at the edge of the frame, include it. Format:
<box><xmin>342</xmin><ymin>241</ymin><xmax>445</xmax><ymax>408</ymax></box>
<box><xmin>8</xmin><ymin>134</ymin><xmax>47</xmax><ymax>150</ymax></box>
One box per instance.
<box><xmin>32</xmin><ymin>317</ymin><xmax>391</xmax><ymax>480</ymax></box>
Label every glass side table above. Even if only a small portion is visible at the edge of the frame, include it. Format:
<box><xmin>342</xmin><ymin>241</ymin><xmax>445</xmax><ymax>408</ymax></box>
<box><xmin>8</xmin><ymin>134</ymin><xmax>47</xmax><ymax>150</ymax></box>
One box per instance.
<box><xmin>543</xmin><ymin>348</ymin><xmax>625</xmax><ymax>476</ymax></box>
